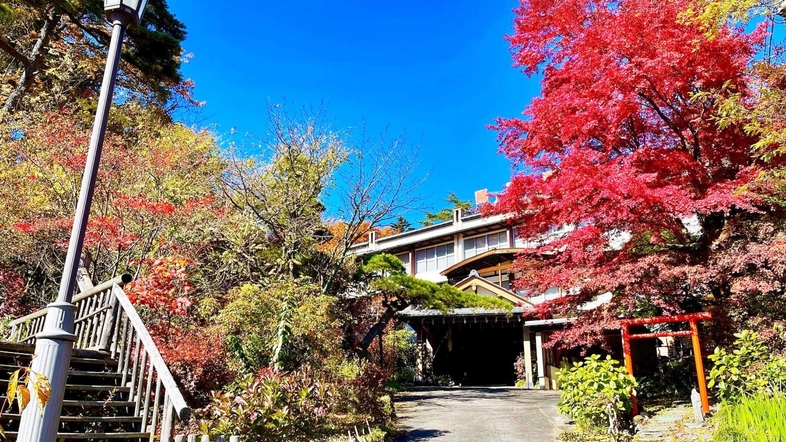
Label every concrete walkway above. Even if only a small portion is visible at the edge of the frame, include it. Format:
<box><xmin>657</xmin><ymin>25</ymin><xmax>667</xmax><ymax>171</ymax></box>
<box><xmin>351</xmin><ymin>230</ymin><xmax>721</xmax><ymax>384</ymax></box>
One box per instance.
<box><xmin>394</xmin><ymin>387</ymin><xmax>564</xmax><ymax>442</ymax></box>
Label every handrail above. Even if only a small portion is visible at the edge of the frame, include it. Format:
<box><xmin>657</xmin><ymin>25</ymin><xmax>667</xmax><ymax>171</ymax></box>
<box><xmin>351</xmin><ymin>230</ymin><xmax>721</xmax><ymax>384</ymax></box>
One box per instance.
<box><xmin>5</xmin><ymin>273</ymin><xmax>192</xmax><ymax>441</ymax></box>
<box><xmin>111</xmin><ymin>284</ymin><xmax>191</xmax><ymax>421</ymax></box>
<box><xmin>9</xmin><ymin>273</ymin><xmax>132</xmax><ymax>326</ymax></box>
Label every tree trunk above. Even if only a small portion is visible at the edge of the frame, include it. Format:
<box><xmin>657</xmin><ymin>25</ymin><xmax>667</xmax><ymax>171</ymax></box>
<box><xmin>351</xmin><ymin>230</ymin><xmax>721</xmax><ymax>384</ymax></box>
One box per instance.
<box><xmin>355</xmin><ymin>300</ymin><xmax>409</xmax><ymax>357</ymax></box>
<box><xmin>2</xmin><ymin>10</ymin><xmax>59</xmax><ymax>116</ymax></box>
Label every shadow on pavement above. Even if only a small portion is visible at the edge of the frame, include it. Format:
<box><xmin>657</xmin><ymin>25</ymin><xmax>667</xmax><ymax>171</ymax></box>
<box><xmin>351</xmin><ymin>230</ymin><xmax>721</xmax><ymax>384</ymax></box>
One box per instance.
<box><xmin>395</xmin><ymin>429</ymin><xmax>450</xmax><ymax>441</ymax></box>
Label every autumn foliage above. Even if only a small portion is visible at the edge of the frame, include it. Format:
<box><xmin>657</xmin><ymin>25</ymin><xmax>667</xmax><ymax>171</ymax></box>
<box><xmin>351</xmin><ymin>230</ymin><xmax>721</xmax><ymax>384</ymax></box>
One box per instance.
<box><xmin>488</xmin><ymin>0</ymin><xmax>786</xmax><ymax>347</ymax></box>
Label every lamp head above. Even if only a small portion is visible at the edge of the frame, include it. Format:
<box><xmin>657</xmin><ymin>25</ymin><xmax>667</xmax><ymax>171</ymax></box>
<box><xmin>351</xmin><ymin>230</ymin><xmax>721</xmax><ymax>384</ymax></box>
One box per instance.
<box><xmin>104</xmin><ymin>0</ymin><xmax>148</xmax><ymax>26</ymax></box>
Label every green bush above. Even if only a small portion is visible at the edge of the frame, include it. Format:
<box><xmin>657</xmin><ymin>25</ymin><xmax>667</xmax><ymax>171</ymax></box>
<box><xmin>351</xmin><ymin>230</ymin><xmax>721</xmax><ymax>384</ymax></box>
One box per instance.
<box><xmin>557</xmin><ymin>354</ymin><xmax>637</xmax><ymax>430</ymax></box>
<box><xmin>384</xmin><ymin>327</ymin><xmax>417</xmax><ymax>385</ymax></box>
<box><xmin>714</xmin><ymin>392</ymin><xmax>786</xmax><ymax>442</ymax></box>
<box><xmin>217</xmin><ymin>281</ymin><xmax>345</xmax><ymax>373</ymax></box>
<box><xmin>707</xmin><ymin>330</ymin><xmax>786</xmax><ymax>403</ymax></box>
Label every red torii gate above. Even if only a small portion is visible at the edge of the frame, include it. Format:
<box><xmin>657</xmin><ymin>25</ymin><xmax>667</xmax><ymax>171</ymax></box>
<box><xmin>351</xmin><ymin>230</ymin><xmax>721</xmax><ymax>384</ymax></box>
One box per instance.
<box><xmin>620</xmin><ymin>311</ymin><xmax>712</xmax><ymax>416</ymax></box>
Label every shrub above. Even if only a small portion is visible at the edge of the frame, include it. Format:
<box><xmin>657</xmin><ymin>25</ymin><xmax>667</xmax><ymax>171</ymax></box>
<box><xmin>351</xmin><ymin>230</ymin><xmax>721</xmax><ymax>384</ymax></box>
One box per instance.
<box><xmin>156</xmin><ymin>327</ymin><xmax>236</xmax><ymax>407</ymax></box>
<box><xmin>383</xmin><ymin>327</ymin><xmax>417</xmax><ymax>385</ymax></box>
<box><xmin>636</xmin><ymin>359</ymin><xmax>696</xmax><ymax>400</ymax></box>
<box><xmin>203</xmin><ymin>367</ymin><xmax>334</xmax><ymax>441</ymax></box>
<box><xmin>714</xmin><ymin>392</ymin><xmax>786</xmax><ymax>442</ymax></box>
<box><xmin>217</xmin><ymin>281</ymin><xmax>345</xmax><ymax>373</ymax></box>
<box><xmin>203</xmin><ymin>359</ymin><xmax>393</xmax><ymax>441</ymax></box>
<box><xmin>707</xmin><ymin>330</ymin><xmax>786</xmax><ymax>403</ymax></box>
<box><xmin>557</xmin><ymin>354</ymin><xmax>637</xmax><ymax>431</ymax></box>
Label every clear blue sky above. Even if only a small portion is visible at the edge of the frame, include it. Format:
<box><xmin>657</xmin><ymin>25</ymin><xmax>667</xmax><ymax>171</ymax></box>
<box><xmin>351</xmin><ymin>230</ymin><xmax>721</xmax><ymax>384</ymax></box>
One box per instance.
<box><xmin>166</xmin><ymin>0</ymin><xmax>540</xmax><ymax>222</ymax></box>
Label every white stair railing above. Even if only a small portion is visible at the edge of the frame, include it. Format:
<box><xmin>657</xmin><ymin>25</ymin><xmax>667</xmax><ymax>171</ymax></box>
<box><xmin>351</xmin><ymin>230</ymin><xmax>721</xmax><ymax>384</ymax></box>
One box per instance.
<box><xmin>6</xmin><ymin>275</ymin><xmax>191</xmax><ymax>441</ymax></box>
<box><xmin>7</xmin><ymin>274</ymin><xmax>131</xmax><ymax>347</ymax></box>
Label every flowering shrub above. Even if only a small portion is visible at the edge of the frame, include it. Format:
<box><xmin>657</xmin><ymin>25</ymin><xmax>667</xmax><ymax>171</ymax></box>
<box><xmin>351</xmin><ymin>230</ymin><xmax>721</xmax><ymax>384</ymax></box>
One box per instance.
<box><xmin>203</xmin><ymin>368</ymin><xmax>333</xmax><ymax>441</ymax></box>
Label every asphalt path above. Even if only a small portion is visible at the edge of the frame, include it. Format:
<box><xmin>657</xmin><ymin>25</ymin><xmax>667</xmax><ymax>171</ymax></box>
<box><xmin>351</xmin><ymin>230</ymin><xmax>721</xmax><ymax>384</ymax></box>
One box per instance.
<box><xmin>394</xmin><ymin>387</ymin><xmax>564</xmax><ymax>442</ymax></box>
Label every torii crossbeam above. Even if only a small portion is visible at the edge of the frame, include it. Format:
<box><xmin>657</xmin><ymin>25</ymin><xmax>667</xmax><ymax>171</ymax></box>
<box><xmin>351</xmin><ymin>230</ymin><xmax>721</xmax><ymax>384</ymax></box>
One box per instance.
<box><xmin>620</xmin><ymin>311</ymin><xmax>713</xmax><ymax>415</ymax></box>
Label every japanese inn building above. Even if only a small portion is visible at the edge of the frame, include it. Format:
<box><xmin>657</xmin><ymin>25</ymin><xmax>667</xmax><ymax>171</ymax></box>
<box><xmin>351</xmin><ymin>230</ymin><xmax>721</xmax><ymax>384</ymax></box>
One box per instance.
<box><xmin>351</xmin><ymin>201</ymin><xmax>583</xmax><ymax>389</ymax></box>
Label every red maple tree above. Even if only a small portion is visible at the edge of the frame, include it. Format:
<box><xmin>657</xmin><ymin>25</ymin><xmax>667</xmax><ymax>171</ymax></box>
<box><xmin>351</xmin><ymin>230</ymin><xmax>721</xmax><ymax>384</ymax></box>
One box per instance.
<box><xmin>487</xmin><ymin>0</ymin><xmax>785</xmax><ymax>347</ymax></box>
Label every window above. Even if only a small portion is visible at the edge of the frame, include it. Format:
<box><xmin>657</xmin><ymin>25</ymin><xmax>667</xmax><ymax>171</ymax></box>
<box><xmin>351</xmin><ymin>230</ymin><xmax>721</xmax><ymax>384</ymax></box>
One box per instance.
<box><xmin>464</xmin><ymin>231</ymin><xmax>509</xmax><ymax>259</ymax></box>
<box><xmin>415</xmin><ymin>243</ymin><xmax>455</xmax><ymax>273</ymax></box>
<box><xmin>396</xmin><ymin>253</ymin><xmax>411</xmax><ymax>274</ymax></box>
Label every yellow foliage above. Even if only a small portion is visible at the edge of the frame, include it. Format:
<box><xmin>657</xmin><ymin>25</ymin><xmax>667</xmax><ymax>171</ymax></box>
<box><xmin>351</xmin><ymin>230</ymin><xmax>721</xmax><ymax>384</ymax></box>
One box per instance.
<box><xmin>683</xmin><ymin>0</ymin><xmax>771</xmax><ymax>36</ymax></box>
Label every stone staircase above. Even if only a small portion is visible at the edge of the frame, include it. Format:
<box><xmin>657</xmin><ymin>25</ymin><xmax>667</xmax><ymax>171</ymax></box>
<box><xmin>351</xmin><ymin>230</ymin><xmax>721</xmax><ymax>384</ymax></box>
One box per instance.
<box><xmin>1</xmin><ymin>274</ymin><xmax>190</xmax><ymax>441</ymax></box>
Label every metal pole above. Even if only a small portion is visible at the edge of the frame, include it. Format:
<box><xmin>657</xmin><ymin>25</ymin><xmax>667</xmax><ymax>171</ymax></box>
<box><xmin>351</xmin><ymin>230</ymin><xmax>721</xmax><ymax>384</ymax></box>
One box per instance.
<box><xmin>17</xmin><ymin>19</ymin><xmax>128</xmax><ymax>442</ymax></box>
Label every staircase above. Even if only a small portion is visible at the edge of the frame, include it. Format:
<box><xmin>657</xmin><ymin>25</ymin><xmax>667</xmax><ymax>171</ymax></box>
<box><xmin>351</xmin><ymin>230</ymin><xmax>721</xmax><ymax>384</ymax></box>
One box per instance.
<box><xmin>0</xmin><ymin>274</ymin><xmax>190</xmax><ymax>441</ymax></box>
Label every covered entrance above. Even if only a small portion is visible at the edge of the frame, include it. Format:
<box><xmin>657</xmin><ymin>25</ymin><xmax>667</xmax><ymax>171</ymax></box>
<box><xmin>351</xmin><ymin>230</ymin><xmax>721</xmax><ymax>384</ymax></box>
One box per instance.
<box><xmin>436</xmin><ymin>321</ymin><xmax>523</xmax><ymax>385</ymax></box>
<box><xmin>403</xmin><ymin>309</ymin><xmax>563</xmax><ymax>387</ymax></box>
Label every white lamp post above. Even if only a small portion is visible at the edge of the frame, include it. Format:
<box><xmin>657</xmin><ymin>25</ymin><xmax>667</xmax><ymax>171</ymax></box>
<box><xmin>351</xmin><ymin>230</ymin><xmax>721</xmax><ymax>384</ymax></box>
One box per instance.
<box><xmin>17</xmin><ymin>1</ymin><xmax>147</xmax><ymax>440</ymax></box>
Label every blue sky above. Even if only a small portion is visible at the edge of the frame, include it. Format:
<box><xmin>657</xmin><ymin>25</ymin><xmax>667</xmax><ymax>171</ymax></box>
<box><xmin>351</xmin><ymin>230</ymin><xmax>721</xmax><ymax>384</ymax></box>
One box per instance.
<box><xmin>166</xmin><ymin>0</ymin><xmax>541</xmax><ymax>223</ymax></box>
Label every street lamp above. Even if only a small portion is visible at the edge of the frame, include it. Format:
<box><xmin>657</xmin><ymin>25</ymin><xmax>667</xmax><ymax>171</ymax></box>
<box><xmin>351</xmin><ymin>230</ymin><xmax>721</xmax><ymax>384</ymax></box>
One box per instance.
<box><xmin>17</xmin><ymin>1</ymin><xmax>147</xmax><ymax>440</ymax></box>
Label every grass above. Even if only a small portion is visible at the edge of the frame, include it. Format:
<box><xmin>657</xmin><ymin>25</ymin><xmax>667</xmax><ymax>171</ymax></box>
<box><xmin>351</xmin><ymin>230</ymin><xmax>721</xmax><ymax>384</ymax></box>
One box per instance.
<box><xmin>714</xmin><ymin>392</ymin><xmax>786</xmax><ymax>442</ymax></box>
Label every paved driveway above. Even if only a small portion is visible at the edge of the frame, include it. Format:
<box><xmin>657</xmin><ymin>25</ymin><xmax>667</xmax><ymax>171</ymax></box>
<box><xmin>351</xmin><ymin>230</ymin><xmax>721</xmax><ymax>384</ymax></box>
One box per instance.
<box><xmin>394</xmin><ymin>387</ymin><xmax>563</xmax><ymax>442</ymax></box>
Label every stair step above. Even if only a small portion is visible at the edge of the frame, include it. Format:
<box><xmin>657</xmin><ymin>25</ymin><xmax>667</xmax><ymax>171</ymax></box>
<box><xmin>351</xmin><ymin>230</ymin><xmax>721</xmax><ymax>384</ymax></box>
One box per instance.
<box><xmin>0</xmin><ymin>353</ymin><xmax>117</xmax><ymax>367</ymax></box>
<box><xmin>68</xmin><ymin>369</ymin><xmax>123</xmax><ymax>379</ymax></box>
<box><xmin>0</xmin><ymin>342</ymin><xmax>35</xmax><ymax>353</ymax></box>
<box><xmin>0</xmin><ymin>398</ymin><xmax>135</xmax><ymax>408</ymax></box>
<box><xmin>0</xmin><ymin>341</ymin><xmax>114</xmax><ymax>360</ymax></box>
<box><xmin>0</xmin><ymin>414</ymin><xmax>142</xmax><ymax>423</ymax></box>
<box><xmin>62</xmin><ymin>399</ymin><xmax>136</xmax><ymax>407</ymax></box>
<box><xmin>0</xmin><ymin>366</ymin><xmax>121</xmax><ymax>379</ymax></box>
<box><xmin>0</xmin><ymin>381</ymin><xmax>129</xmax><ymax>393</ymax></box>
<box><xmin>2</xmin><ymin>432</ymin><xmax>152</xmax><ymax>439</ymax></box>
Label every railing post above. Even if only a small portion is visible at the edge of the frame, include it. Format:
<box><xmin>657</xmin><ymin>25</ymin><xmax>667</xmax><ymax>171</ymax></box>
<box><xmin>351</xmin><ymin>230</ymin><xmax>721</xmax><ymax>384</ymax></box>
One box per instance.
<box><xmin>161</xmin><ymin>395</ymin><xmax>174</xmax><ymax>442</ymax></box>
<box><xmin>98</xmin><ymin>292</ymin><xmax>120</xmax><ymax>351</ymax></box>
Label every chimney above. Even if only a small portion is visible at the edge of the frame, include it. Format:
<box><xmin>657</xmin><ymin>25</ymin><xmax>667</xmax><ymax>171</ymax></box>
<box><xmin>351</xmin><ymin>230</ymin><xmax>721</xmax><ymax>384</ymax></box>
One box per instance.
<box><xmin>453</xmin><ymin>208</ymin><xmax>463</xmax><ymax>226</ymax></box>
<box><xmin>475</xmin><ymin>189</ymin><xmax>488</xmax><ymax>205</ymax></box>
<box><xmin>367</xmin><ymin>230</ymin><xmax>379</xmax><ymax>251</ymax></box>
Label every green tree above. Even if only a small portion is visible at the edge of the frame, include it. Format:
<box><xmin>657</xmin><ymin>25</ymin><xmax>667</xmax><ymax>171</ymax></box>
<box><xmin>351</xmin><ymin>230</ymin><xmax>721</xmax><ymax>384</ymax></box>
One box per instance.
<box><xmin>0</xmin><ymin>0</ymin><xmax>187</xmax><ymax>116</ymax></box>
<box><xmin>220</xmin><ymin>104</ymin><xmax>347</xmax><ymax>279</ymax></box>
<box><xmin>390</xmin><ymin>216</ymin><xmax>412</xmax><ymax>233</ymax></box>
<box><xmin>420</xmin><ymin>192</ymin><xmax>471</xmax><ymax>226</ymax></box>
<box><xmin>353</xmin><ymin>253</ymin><xmax>510</xmax><ymax>357</ymax></box>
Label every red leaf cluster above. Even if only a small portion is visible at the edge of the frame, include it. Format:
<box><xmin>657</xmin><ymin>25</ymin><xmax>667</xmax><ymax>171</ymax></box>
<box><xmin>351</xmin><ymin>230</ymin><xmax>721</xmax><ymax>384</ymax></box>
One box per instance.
<box><xmin>155</xmin><ymin>328</ymin><xmax>235</xmax><ymax>407</ymax></box>
<box><xmin>126</xmin><ymin>255</ymin><xmax>194</xmax><ymax>316</ymax></box>
<box><xmin>0</xmin><ymin>265</ymin><xmax>28</xmax><ymax>317</ymax></box>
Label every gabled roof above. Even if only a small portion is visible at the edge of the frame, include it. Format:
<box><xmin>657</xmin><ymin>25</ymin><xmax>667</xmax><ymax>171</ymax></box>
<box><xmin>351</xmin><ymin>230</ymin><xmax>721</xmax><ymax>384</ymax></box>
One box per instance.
<box><xmin>440</xmin><ymin>248</ymin><xmax>523</xmax><ymax>278</ymax></box>
<box><xmin>454</xmin><ymin>275</ymin><xmax>534</xmax><ymax>306</ymax></box>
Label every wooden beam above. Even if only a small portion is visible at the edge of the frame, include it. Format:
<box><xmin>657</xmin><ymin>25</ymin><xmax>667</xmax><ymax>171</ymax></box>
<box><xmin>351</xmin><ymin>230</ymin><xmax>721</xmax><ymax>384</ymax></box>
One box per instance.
<box><xmin>476</xmin><ymin>262</ymin><xmax>513</xmax><ymax>275</ymax></box>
